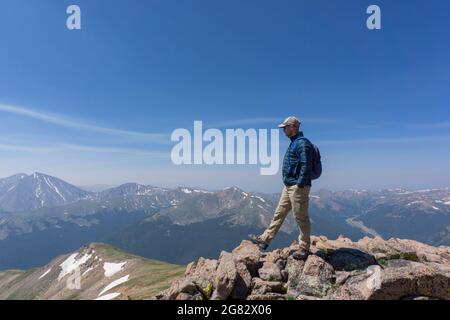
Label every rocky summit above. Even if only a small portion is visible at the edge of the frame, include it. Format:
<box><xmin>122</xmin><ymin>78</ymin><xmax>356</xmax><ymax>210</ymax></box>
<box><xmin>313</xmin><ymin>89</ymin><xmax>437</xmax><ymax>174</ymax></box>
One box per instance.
<box><xmin>157</xmin><ymin>235</ymin><xmax>450</xmax><ymax>300</ymax></box>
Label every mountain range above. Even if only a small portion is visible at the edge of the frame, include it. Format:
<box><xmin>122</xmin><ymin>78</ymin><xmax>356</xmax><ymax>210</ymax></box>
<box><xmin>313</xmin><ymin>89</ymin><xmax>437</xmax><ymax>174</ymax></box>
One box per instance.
<box><xmin>0</xmin><ymin>172</ymin><xmax>449</xmax><ymax>271</ymax></box>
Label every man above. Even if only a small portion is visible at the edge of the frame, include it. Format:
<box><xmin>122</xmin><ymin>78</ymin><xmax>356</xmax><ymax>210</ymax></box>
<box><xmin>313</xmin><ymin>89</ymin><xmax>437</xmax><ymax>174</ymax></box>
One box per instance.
<box><xmin>250</xmin><ymin>116</ymin><xmax>313</xmax><ymax>260</ymax></box>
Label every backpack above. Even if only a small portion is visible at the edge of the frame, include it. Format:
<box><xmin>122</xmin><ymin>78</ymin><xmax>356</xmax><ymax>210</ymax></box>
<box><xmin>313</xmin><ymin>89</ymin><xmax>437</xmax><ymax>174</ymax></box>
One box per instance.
<box><xmin>298</xmin><ymin>137</ymin><xmax>322</xmax><ymax>180</ymax></box>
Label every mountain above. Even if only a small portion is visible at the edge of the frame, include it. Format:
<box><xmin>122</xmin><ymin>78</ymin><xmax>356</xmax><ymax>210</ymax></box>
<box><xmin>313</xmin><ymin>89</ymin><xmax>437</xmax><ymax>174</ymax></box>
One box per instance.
<box><xmin>107</xmin><ymin>187</ymin><xmax>450</xmax><ymax>266</ymax></box>
<box><xmin>0</xmin><ymin>173</ymin><xmax>27</xmax><ymax>196</ymax></box>
<box><xmin>354</xmin><ymin>189</ymin><xmax>450</xmax><ymax>246</ymax></box>
<box><xmin>158</xmin><ymin>235</ymin><xmax>450</xmax><ymax>300</ymax></box>
<box><xmin>0</xmin><ymin>243</ymin><xmax>184</xmax><ymax>300</ymax></box>
<box><xmin>0</xmin><ymin>180</ymin><xmax>208</xmax><ymax>270</ymax></box>
<box><xmin>107</xmin><ymin>186</ymin><xmax>367</xmax><ymax>265</ymax></box>
<box><xmin>0</xmin><ymin>172</ymin><xmax>91</xmax><ymax>212</ymax></box>
<box><xmin>0</xmin><ymin>172</ymin><xmax>449</xmax><ymax>272</ymax></box>
<box><xmin>77</xmin><ymin>184</ymin><xmax>117</xmax><ymax>192</ymax></box>
<box><xmin>308</xmin><ymin>188</ymin><xmax>450</xmax><ymax>245</ymax></box>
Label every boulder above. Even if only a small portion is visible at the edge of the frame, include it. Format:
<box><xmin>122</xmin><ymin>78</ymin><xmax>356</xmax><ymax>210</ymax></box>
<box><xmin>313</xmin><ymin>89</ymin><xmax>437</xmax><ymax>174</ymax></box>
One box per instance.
<box><xmin>286</xmin><ymin>257</ymin><xmax>305</xmax><ymax>296</ymax></box>
<box><xmin>251</xmin><ymin>277</ymin><xmax>287</xmax><ymax>295</ymax></box>
<box><xmin>164</xmin><ymin>278</ymin><xmax>198</xmax><ymax>300</ymax></box>
<box><xmin>160</xmin><ymin>235</ymin><xmax>450</xmax><ymax>301</ymax></box>
<box><xmin>331</xmin><ymin>260</ymin><xmax>449</xmax><ymax>300</ymax></box>
<box><xmin>232</xmin><ymin>241</ymin><xmax>261</xmax><ymax>276</ymax></box>
<box><xmin>231</xmin><ymin>262</ymin><xmax>252</xmax><ymax>299</ymax></box>
<box><xmin>295</xmin><ymin>255</ymin><xmax>334</xmax><ymax>298</ymax></box>
<box><xmin>211</xmin><ymin>252</ymin><xmax>237</xmax><ymax>300</ymax></box>
<box><xmin>258</xmin><ymin>261</ymin><xmax>283</xmax><ymax>282</ymax></box>
<box><xmin>247</xmin><ymin>293</ymin><xmax>286</xmax><ymax>300</ymax></box>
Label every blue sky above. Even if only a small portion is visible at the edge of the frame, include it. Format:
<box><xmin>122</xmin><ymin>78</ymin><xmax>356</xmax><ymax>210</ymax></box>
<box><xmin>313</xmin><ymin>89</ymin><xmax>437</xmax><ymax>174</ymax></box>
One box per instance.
<box><xmin>0</xmin><ymin>0</ymin><xmax>449</xmax><ymax>192</ymax></box>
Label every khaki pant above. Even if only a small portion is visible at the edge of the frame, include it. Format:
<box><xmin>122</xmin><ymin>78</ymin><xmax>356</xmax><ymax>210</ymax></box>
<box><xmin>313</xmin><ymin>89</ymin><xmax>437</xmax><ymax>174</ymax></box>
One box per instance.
<box><xmin>261</xmin><ymin>185</ymin><xmax>311</xmax><ymax>249</ymax></box>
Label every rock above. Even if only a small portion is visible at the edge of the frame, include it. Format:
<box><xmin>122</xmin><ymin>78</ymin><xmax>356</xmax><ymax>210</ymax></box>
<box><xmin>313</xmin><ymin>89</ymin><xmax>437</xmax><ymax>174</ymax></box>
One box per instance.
<box><xmin>211</xmin><ymin>251</ymin><xmax>237</xmax><ymax>300</ymax></box>
<box><xmin>371</xmin><ymin>260</ymin><xmax>449</xmax><ymax>300</ymax></box>
<box><xmin>163</xmin><ymin>257</ymin><xmax>217</xmax><ymax>300</ymax></box>
<box><xmin>295</xmin><ymin>255</ymin><xmax>334</xmax><ymax>298</ymax></box>
<box><xmin>175</xmin><ymin>292</ymin><xmax>194</xmax><ymax>300</ymax></box>
<box><xmin>356</xmin><ymin>236</ymin><xmax>395</xmax><ymax>259</ymax></box>
<box><xmin>247</xmin><ymin>293</ymin><xmax>286</xmax><ymax>300</ymax></box>
<box><xmin>164</xmin><ymin>279</ymin><xmax>198</xmax><ymax>300</ymax></box>
<box><xmin>303</xmin><ymin>255</ymin><xmax>335</xmax><ymax>280</ymax></box>
<box><xmin>425</xmin><ymin>262</ymin><xmax>450</xmax><ymax>278</ymax></box>
<box><xmin>258</xmin><ymin>261</ymin><xmax>283</xmax><ymax>282</ymax></box>
<box><xmin>276</xmin><ymin>259</ymin><xmax>287</xmax><ymax>270</ymax></box>
<box><xmin>232</xmin><ymin>241</ymin><xmax>261</xmax><ymax>276</ymax></box>
<box><xmin>331</xmin><ymin>260</ymin><xmax>449</xmax><ymax>300</ymax></box>
<box><xmin>185</xmin><ymin>261</ymin><xmax>196</xmax><ymax>276</ymax></box>
<box><xmin>261</xmin><ymin>250</ymin><xmax>288</xmax><ymax>274</ymax></box>
<box><xmin>281</xmin><ymin>269</ymin><xmax>289</xmax><ymax>282</ymax></box>
<box><xmin>281</xmin><ymin>242</ymin><xmax>299</xmax><ymax>259</ymax></box>
<box><xmin>334</xmin><ymin>270</ymin><xmax>365</xmax><ymax>286</ymax></box>
<box><xmin>231</xmin><ymin>262</ymin><xmax>252</xmax><ymax>299</ymax></box>
<box><xmin>390</xmin><ymin>238</ymin><xmax>450</xmax><ymax>265</ymax></box>
<box><xmin>251</xmin><ymin>277</ymin><xmax>287</xmax><ymax>295</ymax></box>
<box><xmin>356</xmin><ymin>237</ymin><xmax>422</xmax><ymax>262</ymax></box>
<box><xmin>286</xmin><ymin>256</ymin><xmax>305</xmax><ymax>297</ymax></box>
<box><xmin>296</xmin><ymin>294</ymin><xmax>322</xmax><ymax>300</ymax></box>
<box><xmin>190</xmin><ymin>258</ymin><xmax>218</xmax><ymax>296</ymax></box>
<box><xmin>160</xmin><ymin>235</ymin><xmax>450</xmax><ymax>300</ymax></box>
<box><xmin>191</xmin><ymin>258</ymin><xmax>218</xmax><ymax>281</ymax></box>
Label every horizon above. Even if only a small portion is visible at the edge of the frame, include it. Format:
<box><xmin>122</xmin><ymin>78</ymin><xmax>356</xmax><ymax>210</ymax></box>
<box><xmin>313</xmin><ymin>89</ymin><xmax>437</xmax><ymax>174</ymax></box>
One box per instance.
<box><xmin>2</xmin><ymin>171</ymin><xmax>449</xmax><ymax>194</ymax></box>
<box><xmin>1</xmin><ymin>1</ymin><xmax>450</xmax><ymax>192</ymax></box>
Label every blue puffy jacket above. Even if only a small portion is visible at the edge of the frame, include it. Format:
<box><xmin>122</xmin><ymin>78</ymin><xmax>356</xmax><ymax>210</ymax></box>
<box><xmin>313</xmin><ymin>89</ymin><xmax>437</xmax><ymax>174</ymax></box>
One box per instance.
<box><xmin>282</xmin><ymin>131</ymin><xmax>313</xmax><ymax>187</ymax></box>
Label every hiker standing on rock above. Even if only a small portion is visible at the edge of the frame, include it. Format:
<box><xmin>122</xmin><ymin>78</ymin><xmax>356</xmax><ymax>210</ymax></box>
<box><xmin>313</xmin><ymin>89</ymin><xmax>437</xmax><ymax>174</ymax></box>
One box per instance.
<box><xmin>250</xmin><ymin>116</ymin><xmax>321</xmax><ymax>260</ymax></box>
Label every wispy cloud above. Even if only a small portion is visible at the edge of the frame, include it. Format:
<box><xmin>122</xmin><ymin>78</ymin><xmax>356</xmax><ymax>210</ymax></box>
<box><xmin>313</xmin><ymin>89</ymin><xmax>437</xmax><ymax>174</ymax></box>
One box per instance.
<box><xmin>0</xmin><ymin>142</ymin><xmax>168</xmax><ymax>158</ymax></box>
<box><xmin>0</xmin><ymin>144</ymin><xmax>58</xmax><ymax>153</ymax></box>
<box><xmin>408</xmin><ymin>121</ymin><xmax>450</xmax><ymax>129</ymax></box>
<box><xmin>317</xmin><ymin>135</ymin><xmax>450</xmax><ymax>145</ymax></box>
<box><xmin>207</xmin><ymin>117</ymin><xmax>339</xmax><ymax>128</ymax></box>
<box><xmin>63</xmin><ymin>144</ymin><xmax>168</xmax><ymax>157</ymax></box>
<box><xmin>0</xmin><ymin>104</ymin><xmax>169</xmax><ymax>142</ymax></box>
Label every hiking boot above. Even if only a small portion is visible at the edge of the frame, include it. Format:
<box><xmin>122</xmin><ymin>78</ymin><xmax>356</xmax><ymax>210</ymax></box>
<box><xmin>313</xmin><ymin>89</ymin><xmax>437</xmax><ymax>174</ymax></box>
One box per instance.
<box><xmin>292</xmin><ymin>247</ymin><xmax>310</xmax><ymax>260</ymax></box>
<box><xmin>249</xmin><ymin>234</ymin><xmax>269</xmax><ymax>251</ymax></box>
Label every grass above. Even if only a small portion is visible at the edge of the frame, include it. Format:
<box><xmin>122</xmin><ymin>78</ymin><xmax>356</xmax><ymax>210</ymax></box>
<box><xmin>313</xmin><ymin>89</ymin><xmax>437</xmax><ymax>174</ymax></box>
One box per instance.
<box><xmin>377</xmin><ymin>259</ymin><xmax>387</xmax><ymax>267</ymax></box>
<box><xmin>330</xmin><ymin>282</ymin><xmax>341</xmax><ymax>291</ymax></box>
<box><xmin>90</xmin><ymin>243</ymin><xmax>142</xmax><ymax>261</ymax></box>
<box><xmin>110</xmin><ymin>257</ymin><xmax>186</xmax><ymax>300</ymax></box>
<box><xmin>377</xmin><ymin>252</ymin><xmax>419</xmax><ymax>267</ymax></box>
<box><xmin>388</xmin><ymin>252</ymin><xmax>419</xmax><ymax>262</ymax></box>
<box><xmin>90</xmin><ymin>242</ymin><xmax>187</xmax><ymax>300</ymax></box>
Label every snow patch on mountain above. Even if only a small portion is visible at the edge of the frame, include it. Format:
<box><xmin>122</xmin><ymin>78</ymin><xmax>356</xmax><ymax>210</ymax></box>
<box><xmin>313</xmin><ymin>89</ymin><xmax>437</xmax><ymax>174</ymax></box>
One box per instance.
<box><xmin>99</xmin><ymin>275</ymin><xmax>130</xmax><ymax>296</ymax></box>
<box><xmin>95</xmin><ymin>292</ymin><xmax>121</xmax><ymax>300</ymax></box>
<box><xmin>251</xmin><ymin>195</ymin><xmax>266</xmax><ymax>203</ymax></box>
<box><xmin>82</xmin><ymin>267</ymin><xmax>94</xmax><ymax>276</ymax></box>
<box><xmin>58</xmin><ymin>253</ymin><xmax>93</xmax><ymax>281</ymax></box>
<box><xmin>103</xmin><ymin>262</ymin><xmax>126</xmax><ymax>277</ymax></box>
<box><xmin>39</xmin><ymin>268</ymin><xmax>52</xmax><ymax>279</ymax></box>
<box><xmin>406</xmin><ymin>200</ymin><xmax>426</xmax><ymax>206</ymax></box>
<box><xmin>193</xmin><ymin>189</ymin><xmax>211</xmax><ymax>194</ymax></box>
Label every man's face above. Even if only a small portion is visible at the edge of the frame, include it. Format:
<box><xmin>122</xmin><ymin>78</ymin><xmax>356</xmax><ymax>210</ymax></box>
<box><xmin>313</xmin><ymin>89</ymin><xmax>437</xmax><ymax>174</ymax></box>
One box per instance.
<box><xmin>283</xmin><ymin>124</ymin><xmax>297</xmax><ymax>137</ymax></box>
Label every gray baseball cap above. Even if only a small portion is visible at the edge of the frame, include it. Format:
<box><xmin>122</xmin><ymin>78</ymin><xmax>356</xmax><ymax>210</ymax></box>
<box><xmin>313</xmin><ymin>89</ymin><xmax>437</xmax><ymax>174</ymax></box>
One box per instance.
<box><xmin>278</xmin><ymin>116</ymin><xmax>301</xmax><ymax>128</ymax></box>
